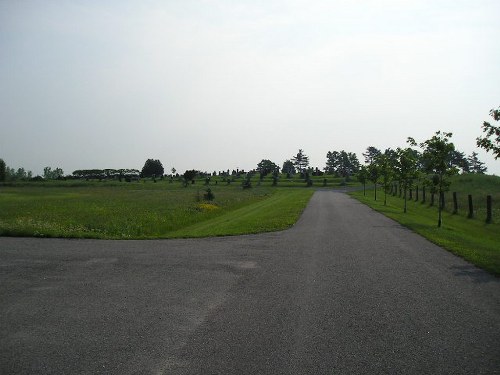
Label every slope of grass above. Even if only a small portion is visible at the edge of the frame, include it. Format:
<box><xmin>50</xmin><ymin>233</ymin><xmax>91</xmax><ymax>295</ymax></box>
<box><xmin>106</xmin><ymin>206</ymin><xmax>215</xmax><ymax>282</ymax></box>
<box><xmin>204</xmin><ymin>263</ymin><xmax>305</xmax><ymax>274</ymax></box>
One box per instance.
<box><xmin>350</xmin><ymin>176</ymin><xmax>500</xmax><ymax>276</ymax></box>
<box><xmin>168</xmin><ymin>188</ymin><xmax>314</xmax><ymax>238</ymax></box>
<box><xmin>0</xmin><ymin>182</ymin><xmax>313</xmax><ymax>239</ymax></box>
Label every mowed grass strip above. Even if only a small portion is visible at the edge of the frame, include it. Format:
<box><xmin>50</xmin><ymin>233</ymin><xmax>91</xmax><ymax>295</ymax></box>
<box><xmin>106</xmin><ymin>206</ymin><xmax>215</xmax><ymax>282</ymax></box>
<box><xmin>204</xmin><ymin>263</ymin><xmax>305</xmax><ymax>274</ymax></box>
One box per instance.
<box><xmin>168</xmin><ymin>188</ymin><xmax>314</xmax><ymax>238</ymax></box>
<box><xmin>350</xmin><ymin>189</ymin><xmax>500</xmax><ymax>276</ymax></box>
<box><xmin>0</xmin><ymin>183</ymin><xmax>313</xmax><ymax>239</ymax></box>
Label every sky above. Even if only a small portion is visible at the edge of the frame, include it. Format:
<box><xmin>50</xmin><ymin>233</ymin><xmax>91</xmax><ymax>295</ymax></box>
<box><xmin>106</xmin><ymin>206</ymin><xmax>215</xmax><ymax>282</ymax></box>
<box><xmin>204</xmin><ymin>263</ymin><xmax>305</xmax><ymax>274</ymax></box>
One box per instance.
<box><xmin>1</xmin><ymin>0</ymin><xmax>499</xmax><ymax>176</ymax></box>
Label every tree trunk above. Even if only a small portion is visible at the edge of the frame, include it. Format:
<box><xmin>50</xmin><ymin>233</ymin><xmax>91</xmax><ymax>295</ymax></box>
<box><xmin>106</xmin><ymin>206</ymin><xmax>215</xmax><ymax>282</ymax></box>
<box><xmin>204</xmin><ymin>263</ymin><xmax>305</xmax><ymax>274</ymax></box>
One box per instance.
<box><xmin>404</xmin><ymin>188</ymin><xmax>407</xmax><ymax>213</ymax></box>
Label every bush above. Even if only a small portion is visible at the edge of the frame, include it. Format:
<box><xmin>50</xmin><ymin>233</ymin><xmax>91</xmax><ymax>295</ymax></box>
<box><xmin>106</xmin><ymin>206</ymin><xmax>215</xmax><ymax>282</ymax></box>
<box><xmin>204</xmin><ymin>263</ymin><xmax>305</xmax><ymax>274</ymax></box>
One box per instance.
<box><xmin>204</xmin><ymin>188</ymin><xmax>215</xmax><ymax>201</ymax></box>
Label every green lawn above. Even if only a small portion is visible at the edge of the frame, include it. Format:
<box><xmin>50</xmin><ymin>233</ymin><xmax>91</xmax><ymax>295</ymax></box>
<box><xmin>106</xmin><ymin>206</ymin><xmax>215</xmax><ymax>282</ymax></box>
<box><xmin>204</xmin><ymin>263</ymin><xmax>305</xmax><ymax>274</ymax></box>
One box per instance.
<box><xmin>0</xmin><ymin>180</ymin><xmax>314</xmax><ymax>239</ymax></box>
<box><xmin>350</xmin><ymin>174</ymin><xmax>500</xmax><ymax>276</ymax></box>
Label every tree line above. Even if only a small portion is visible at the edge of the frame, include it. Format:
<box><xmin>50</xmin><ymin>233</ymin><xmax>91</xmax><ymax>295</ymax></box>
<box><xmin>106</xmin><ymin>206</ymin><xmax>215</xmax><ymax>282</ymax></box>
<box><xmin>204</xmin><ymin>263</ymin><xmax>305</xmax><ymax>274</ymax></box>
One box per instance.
<box><xmin>1</xmin><ymin>105</ymin><xmax>498</xmax><ymax>183</ymax></box>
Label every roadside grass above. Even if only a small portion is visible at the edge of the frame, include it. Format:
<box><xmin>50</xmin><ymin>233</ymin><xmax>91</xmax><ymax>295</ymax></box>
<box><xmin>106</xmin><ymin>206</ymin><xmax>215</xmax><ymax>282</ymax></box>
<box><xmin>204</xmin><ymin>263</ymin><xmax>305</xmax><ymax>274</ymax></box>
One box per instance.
<box><xmin>0</xmin><ymin>182</ymin><xmax>313</xmax><ymax>239</ymax></box>
<box><xmin>350</xmin><ymin>179</ymin><xmax>500</xmax><ymax>276</ymax></box>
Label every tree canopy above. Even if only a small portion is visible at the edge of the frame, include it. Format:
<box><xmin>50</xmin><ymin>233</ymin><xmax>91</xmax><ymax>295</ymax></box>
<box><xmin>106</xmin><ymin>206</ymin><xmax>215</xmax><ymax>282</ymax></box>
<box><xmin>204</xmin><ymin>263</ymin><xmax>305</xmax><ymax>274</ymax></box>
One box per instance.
<box><xmin>292</xmin><ymin>149</ymin><xmax>309</xmax><ymax>172</ymax></box>
<box><xmin>477</xmin><ymin>105</ymin><xmax>500</xmax><ymax>159</ymax></box>
<box><xmin>141</xmin><ymin>159</ymin><xmax>164</xmax><ymax>178</ymax></box>
<box><xmin>256</xmin><ymin>159</ymin><xmax>278</xmax><ymax>176</ymax></box>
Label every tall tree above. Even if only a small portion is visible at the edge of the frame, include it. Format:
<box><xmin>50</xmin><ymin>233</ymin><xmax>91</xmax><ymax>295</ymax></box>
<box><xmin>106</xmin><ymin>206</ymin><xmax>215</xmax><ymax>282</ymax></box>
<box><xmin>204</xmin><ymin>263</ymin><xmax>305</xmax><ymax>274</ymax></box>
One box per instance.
<box><xmin>477</xmin><ymin>105</ymin><xmax>500</xmax><ymax>159</ymax></box>
<box><xmin>363</xmin><ymin>146</ymin><xmax>382</xmax><ymax>164</ymax></box>
<box><xmin>0</xmin><ymin>159</ymin><xmax>6</xmax><ymax>182</ymax></box>
<box><xmin>140</xmin><ymin>159</ymin><xmax>164</xmax><ymax>178</ymax></box>
<box><xmin>282</xmin><ymin>160</ymin><xmax>296</xmax><ymax>175</ymax></box>
<box><xmin>467</xmin><ymin>152</ymin><xmax>487</xmax><ymax>174</ymax></box>
<box><xmin>415</xmin><ymin>131</ymin><xmax>459</xmax><ymax>227</ymax></box>
<box><xmin>450</xmin><ymin>150</ymin><xmax>469</xmax><ymax>174</ymax></box>
<box><xmin>256</xmin><ymin>159</ymin><xmax>278</xmax><ymax>176</ymax></box>
<box><xmin>292</xmin><ymin>149</ymin><xmax>309</xmax><ymax>173</ymax></box>
<box><xmin>325</xmin><ymin>150</ymin><xmax>359</xmax><ymax>178</ymax></box>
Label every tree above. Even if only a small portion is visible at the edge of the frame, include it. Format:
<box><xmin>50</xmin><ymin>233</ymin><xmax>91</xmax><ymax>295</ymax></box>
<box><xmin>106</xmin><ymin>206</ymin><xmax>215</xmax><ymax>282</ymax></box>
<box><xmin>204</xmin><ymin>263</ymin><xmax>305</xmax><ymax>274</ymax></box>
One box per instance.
<box><xmin>256</xmin><ymin>159</ymin><xmax>278</xmax><ymax>176</ymax></box>
<box><xmin>467</xmin><ymin>152</ymin><xmax>487</xmax><ymax>174</ymax></box>
<box><xmin>450</xmin><ymin>150</ymin><xmax>469</xmax><ymax>174</ymax></box>
<box><xmin>376</xmin><ymin>152</ymin><xmax>395</xmax><ymax>206</ymax></box>
<box><xmin>43</xmin><ymin>167</ymin><xmax>64</xmax><ymax>180</ymax></box>
<box><xmin>357</xmin><ymin>165</ymin><xmax>369</xmax><ymax>196</ymax></box>
<box><xmin>416</xmin><ymin>131</ymin><xmax>459</xmax><ymax>227</ymax></box>
<box><xmin>141</xmin><ymin>159</ymin><xmax>164</xmax><ymax>178</ymax></box>
<box><xmin>171</xmin><ymin>167</ymin><xmax>176</xmax><ymax>176</ymax></box>
<box><xmin>282</xmin><ymin>160</ymin><xmax>296</xmax><ymax>175</ymax></box>
<box><xmin>183</xmin><ymin>170</ymin><xmax>198</xmax><ymax>185</ymax></box>
<box><xmin>477</xmin><ymin>105</ymin><xmax>500</xmax><ymax>159</ymax></box>
<box><xmin>325</xmin><ymin>150</ymin><xmax>360</xmax><ymax>178</ymax></box>
<box><xmin>292</xmin><ymin>149</ymin><xmax>309</xmax><ymax>173</ymax></box>
<box><xmin>363</xmin><ymin>146</ymin><xmax>382</xmax><ymax>164</ymax></box>
<box><xmin>368</xmin><ymin>162</ymin><xmax>381</xmax><ymax>201</ymax></box>
<box><xmin>395</xmin><ymin>147</ymin><xmax>419</xmax><ymax>213</ymax></box>
<box><xmin>0</xmin><ymin>159</ymin><xmax>5</xmax><ymax>182</ymax></box>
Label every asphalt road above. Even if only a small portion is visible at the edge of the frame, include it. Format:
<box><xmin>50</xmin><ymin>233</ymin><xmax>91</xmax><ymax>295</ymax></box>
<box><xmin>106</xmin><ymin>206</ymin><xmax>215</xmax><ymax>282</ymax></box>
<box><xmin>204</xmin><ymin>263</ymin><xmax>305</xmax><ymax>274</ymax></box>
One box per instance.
<box><xmin>1</xmin><ymin>191</ymin><xmax>499</xmax><ymax>374</ymax></box>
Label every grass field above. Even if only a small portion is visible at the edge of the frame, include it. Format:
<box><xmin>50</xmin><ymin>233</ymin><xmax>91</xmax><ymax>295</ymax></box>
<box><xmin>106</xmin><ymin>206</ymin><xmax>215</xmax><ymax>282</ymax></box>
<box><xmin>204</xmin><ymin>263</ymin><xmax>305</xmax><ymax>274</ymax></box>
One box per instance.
<box><xmin>0</xmin><ymin>179</ymin><xmax>315</xmax><ymax>239</ymax></box>
<box><xmin>350</xmin><ymin>174</ymin><xmax>500</xmax><ymax>276</ymax></box>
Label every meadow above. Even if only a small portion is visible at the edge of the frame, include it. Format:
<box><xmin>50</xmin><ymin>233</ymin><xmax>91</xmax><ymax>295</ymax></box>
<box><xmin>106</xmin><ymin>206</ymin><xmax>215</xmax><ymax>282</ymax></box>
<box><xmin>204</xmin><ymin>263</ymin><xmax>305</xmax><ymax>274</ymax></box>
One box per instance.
<box><xmin>350</xmin><ymin>174</ymin><xmax>500</xmax><ymax>276</ymax></box>
<box><xmin>0</xmin><ymin>175</ymin><xmax>330</xmax><ymax>239</ymax></box>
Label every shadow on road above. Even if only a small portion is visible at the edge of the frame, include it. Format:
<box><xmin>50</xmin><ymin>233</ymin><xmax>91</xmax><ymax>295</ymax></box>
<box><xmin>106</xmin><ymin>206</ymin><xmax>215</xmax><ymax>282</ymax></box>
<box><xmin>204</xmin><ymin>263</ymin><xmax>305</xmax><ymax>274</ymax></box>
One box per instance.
<box><xmin>450</xmin><ymin>265</ymin><xmax>498</xmax><ymax>284</ymax></box>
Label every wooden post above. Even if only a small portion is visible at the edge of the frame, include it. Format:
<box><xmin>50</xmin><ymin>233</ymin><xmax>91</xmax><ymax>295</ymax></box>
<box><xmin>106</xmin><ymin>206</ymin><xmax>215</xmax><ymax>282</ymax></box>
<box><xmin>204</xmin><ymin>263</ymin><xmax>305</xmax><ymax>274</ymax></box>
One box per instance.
<box><xmin>486</xmin><ymin>195</ymin><xmax>492</xmax><ymax>223</ymax></box>
<box><xmin>453</xmin><ymin>192</ymin><xmax>458</xmax><ymax>214</ymax></box>
<box><xmin>467</xmin><ymin>194</ymin><xmax>473</xmax><ymax>218</ymax></box>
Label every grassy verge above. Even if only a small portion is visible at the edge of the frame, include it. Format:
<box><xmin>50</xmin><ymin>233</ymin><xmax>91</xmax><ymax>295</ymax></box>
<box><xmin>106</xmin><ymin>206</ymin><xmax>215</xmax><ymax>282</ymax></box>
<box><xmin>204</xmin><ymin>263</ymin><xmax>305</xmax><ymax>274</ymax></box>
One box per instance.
<box><xmin>350</xmin><ymin>189</ymin><xmax>500</xmax><ymax>276</ymax></box>
<box><xmin>0</xmin><ymin>182</ymin><xmax>313</xmax><ymax>239</ymax></box>
<box><xmin>168</xmin><ymin>188</ymin><xmax>314</xmax><ymax>238</ymax></box>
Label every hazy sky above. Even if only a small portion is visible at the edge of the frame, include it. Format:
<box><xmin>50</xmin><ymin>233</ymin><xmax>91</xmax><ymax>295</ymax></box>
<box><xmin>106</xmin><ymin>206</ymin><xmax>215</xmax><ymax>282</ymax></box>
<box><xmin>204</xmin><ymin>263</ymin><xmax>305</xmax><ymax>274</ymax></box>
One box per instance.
<box><xmin>1</xmin><ymin>0</ymin><xmax>499</xmax><ymax>176</ymax></box>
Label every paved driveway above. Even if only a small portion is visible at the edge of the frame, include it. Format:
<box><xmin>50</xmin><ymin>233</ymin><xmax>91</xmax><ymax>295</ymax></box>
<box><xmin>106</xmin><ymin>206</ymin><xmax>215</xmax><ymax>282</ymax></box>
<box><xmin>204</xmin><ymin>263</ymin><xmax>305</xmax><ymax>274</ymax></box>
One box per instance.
<box><xmin>1</xmin><ymin>191</ymin><xmax>499</xmax><ymax>374</ymax></box>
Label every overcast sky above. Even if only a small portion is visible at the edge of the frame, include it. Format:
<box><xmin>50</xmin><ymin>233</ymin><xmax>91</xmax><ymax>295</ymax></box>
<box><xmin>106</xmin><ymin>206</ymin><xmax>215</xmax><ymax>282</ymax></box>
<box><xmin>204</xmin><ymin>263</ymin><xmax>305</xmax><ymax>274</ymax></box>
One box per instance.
<box><xmin>1</xmin><ymin>0</ymin><xmax>499</xmax><ymax>176</ymax></box>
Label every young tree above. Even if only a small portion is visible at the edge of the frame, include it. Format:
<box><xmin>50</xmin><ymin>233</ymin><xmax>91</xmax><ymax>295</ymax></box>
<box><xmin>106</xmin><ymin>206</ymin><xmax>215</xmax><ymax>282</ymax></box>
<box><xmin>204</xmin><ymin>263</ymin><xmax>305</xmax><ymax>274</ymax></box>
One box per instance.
<box><xmin>395</xmin><ymin>147</ymin><xmax>419</xmax><ymax>213</ymax></box>
<box><xmin>477</xmin><ymin>105</ymin><xmax>500</xmax><ymax>159</ymax></box>
<box><xmin>292</xmin><ymin>149</ymin><xmax>309</xmax><ymax>173</ymax></box>
<box><xmin>141</xmin><ymin>159</ymin><xmax>164</xmax><ymax>178</ymax></box>
<box><xmin>368</xmin><ymin>162</ymin><xmax>381</xmax><ymax>201</ymax></box>
<box><xmin>376</xmin><ymin>152</ymin><xmax>395</xmax><ymax>206</ymax></box>
<box><xmin>467</xmin><ymin>152</ymin><xmax>487</xmax><ymax>174</ymax></box>
<box><xmin>357</xmin><ymin>165</ymin><xmax>369</xmax><ymax>196</ymax></box>
<box><xmin>416</xmin><ymin>131</ymin><xmax>459</xmax><ymax>227</ymax></box>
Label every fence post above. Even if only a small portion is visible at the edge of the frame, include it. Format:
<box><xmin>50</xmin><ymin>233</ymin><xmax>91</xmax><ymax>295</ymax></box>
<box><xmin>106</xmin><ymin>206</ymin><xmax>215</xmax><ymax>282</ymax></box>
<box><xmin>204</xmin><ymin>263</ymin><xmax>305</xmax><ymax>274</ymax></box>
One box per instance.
<box><xmin>453</xmin><ymin>192</ymin><xmax>458</xmax><ymax>214</ymax></box>
<box><xmin>486</xmin><ymin>195</ymin><xmax>492</xmax><ymax>224</ymax></box>
<box><xmin>467</xmin><ymin>194</ymin><xmax>473</xmax><ymax>218</ymax></box>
